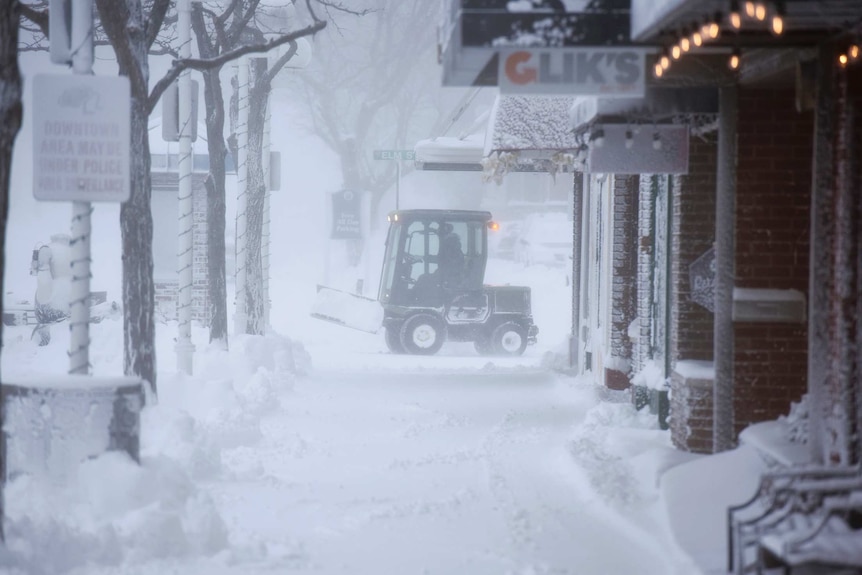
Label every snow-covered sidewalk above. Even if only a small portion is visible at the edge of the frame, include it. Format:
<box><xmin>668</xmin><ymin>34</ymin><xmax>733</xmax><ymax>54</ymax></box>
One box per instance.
<box><xmin>0</xmin><ymin>313</ymin><xmax>703</xmax><ymax>574</ymax></box>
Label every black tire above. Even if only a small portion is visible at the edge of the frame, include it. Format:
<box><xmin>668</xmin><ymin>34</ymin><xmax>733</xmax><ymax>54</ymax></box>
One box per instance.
<box><xmin>490</xmin><ymin>321</ymin><xmax>528</xmax><ymax>356</ymax></box>
<box><xmin>384</xmin><ymin>325</ymin><xmax>405</xmax><ymax>354</ymax></box>
<box><xmin>400</xmin><ymin>313</ymin><xmax>446</xmax><ymax>355</ymax></box>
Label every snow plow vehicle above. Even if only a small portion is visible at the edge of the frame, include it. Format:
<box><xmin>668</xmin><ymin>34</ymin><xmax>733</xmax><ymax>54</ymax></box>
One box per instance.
<box><xmin>312</xmin><ymin>209</ymin><xmax>538</xmax><ymax>356</ymax></box>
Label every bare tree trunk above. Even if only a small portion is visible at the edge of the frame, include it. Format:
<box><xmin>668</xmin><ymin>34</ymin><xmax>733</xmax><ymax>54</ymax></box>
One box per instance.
<box><xmin>244</xmin><ymin>58</ymin><xmax>268</xmax><ymax>335</ymax></box>
<box><xmin>96</xmin><ymin>0</ymin><xmax>158</xmax><ymax>395</ymax></box>
<box><xmin>0</xmin><ymin>0</ymin><xmax>23</xmax><ymax>541</ymax></box>
<box><xmin>192</xmin><ymin>6</ymin><xmax>229</xmax><ymax>347</ymax></box>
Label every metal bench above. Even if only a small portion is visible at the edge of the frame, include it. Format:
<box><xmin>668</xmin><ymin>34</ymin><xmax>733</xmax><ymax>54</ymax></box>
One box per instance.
<box><xmin>758</xmin><ymin>494</ymin><xmax>862</xmax><ymax>574</ymax></box>
<box><xmin>727</xmin><ymin>465</ymin><xmax>862</xmax><ymax>574</ymax></box>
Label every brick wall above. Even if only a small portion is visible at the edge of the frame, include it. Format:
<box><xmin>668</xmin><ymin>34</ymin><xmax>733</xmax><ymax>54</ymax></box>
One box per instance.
<box><xmin>605</xmin><ymin>174</ymin><xmax>639</xmax><ymax>390</ymax></box>
<box><xmin>151</xmin><ymin>171</ymin><xmax>211</xmax><ymax>325</ymax></box>
<box><xmin>668</xmin><ymin>132</ymin><xmax>719</xmax><ymax>452</ymax></box>
<box><xmin>671</xmin><ymin>134</ymin><xmax>718</xmax><ymax>362</ymax></box>
<box><xmin>670</xmin><ymin>369</ymin><xmax>714</xmax><ymax>453</ymax></box>
<box><xmin>732</xmin><ymin>86</ymin><xmax>812</xmax><ymax>436</ymax></box>
<box><xmin>634</xmin><ymin>177</ymin><xmax>654</xmax><ymax>375</ymax></box>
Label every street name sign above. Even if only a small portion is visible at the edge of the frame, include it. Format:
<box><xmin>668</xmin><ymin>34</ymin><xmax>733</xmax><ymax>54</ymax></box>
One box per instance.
<box><xmin>373</xmin><ymin>150</ymin><xmax>415</xmax><ymax>161</ymax></box>
<box><xmin>33</xmin><ymin>74</ymin><xmax>131</xmax><ymax>202</ymax></box>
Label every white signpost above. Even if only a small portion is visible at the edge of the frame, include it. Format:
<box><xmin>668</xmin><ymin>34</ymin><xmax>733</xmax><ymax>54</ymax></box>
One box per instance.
<box><xmin>374</xmin><ymin>149</ymin><xmax>415</xmax><ymax>210</ymax></box>
<box><xmin>32</xmin><ymin>72</ymin><xmax>131</xmax><ymax>375</ymax></box>
<box><xmin>32</xmin><ymin>75</ymin><xmax>131</xmax><ymax>202</ymax></box>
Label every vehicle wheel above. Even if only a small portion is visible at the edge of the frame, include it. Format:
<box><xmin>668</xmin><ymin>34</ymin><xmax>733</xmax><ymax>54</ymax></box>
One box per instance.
<box><xmin>400</xmin><ymin>313</ymin><xmax>446</xmax><ymax>355</ymax></box>
<box><xmin>490</xmin><ymin>321</ymin><xmax>528</xmax><ymax>356</ymax></box>
<box><xmin>384</xmin><ymin>325</ymin><xmax>405</xmax><ymax>354</ymax></box>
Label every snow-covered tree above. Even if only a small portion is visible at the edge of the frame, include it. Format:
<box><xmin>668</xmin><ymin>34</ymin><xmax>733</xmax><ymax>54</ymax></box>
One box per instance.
<box><xmin>292</xmin><ymin>0</ymin><xmax>444</xmax><ymax>229</ymax></box>
<box><xmin>21</xmin><ymin>0</ymin><xmax>325</xmax><ymax>395</ymax></box>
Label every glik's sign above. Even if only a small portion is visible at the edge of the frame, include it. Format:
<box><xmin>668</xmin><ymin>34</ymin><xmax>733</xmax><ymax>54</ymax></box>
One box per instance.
<box><xmin>499</xmin><ymin>47</ymin><xmax>646</xmax><ymax>97</ymax></box>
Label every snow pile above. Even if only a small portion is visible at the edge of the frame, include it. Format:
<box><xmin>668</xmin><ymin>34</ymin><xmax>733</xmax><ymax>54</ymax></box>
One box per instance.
<box><xmin>780</xmin><ymin>393</ymin><xmax>809</xmax><ymax>445</ymax></box>
<box><xmin>1</xmin><ymin>452</ymin><xmax>228</xmax><ymax>574</ymax></box>
<box><xmin>632</xmin><ymin>359</ymin><xmax>667</xmax><ymax>390</ymax></box>
<box><xmin>568</xmin><ymin>401</ymin><xmax>668</xmax><ymax>507</ymax></box>
<box><xmin>0</xmin><ymin>317</ymin><xmax>310</xmax><ymax>574</ymax></box>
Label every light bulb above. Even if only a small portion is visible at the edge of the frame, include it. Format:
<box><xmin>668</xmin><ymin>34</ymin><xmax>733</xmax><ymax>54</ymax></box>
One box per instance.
<box><xmin>744</xmin><ymin>1</ymin><xmax>756</xmax><ymax>18</ymax></box>
<box><xmin>729</xmin><ymin>0</ymin><xmax>741</xmax><ymax>29</ymax></box>
<box><xmin>681</xmin><ymin>36</ymin><xmax>691</xmax><ymax>52</ymax></box>
<box><xmin>729</xmin><ymin>52</ymin><xmax>741</xmax><ymax>70</ymax></box>
<box><xmin>660</xmin><ymin>53</ymin><xmax>670</xmax><ymax>69</ymax></box>
<box><xmin>708</xmin><ymin>22</ymin><xmax>720</xmax><ymax>39</ymax></box>
<box><xmin>672</xmin><ymin>44</ymin><xmax>682</xmax><ymax>60</ymax></box>
<box><xmin>850</xmin><ymin>45</ymin><xmax>860</xmax><ymax>60</ymax></box>
<box><xmin>771</xmin><ymin>14</ymin><xmax>783</xmax><ymax>35</ymax></box>
<box><xmin>692</xmin><ymin>30</ymin><xmax>703</xmax><ymax>47</ymax></box>
<box><xmin>755</xmin><ymin>3</ymin><xmax>766</xmax><ymax>21</ymax></box>
<box><xmin>771</xmin><ymin>1</ymin><xmax>786</xmax><ymax>36</ymax></box>
<box><xmin>839</xmin><ymin>53</ymin><xmax>849</xmax><ymax>67</ymax></box>
<box><xmin>654</xmin><ymin>63</ymin><xmax>664</xmax><ymax>77</ymax></box>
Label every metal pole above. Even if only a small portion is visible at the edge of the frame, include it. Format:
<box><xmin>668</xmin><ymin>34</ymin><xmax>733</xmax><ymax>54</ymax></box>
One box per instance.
<box><xmin>713</xmin><ymin>85</ymin><xmax>738</xmax><ymax>453</ymax></box>
<box><xmin>808</xmin><ymin>43</ymin><xmax>836</xmax><ymax>464</ymax></box>
<box><xmin>175</xmin><ymin>0</ymin><xmax>194</xmax><ymax>374</ymax></box>
<box><xmin>234</xmin><ymin>57</ymin><xmax>248</xmax><ymax>334</ymax></box>
<box><xmin>570</xmin><ymin>171</ymin><xmax>583</xmax><ymax>370</ymax></box>
<box><xmin>262</xmin><ymin>92</ymin><xmax>271</xmax><ymax>333</ymax></box>
<box><xmin>68</xmin><ymin>0</ymin><xmax>94</xmax><ymax>375</ymax></box>
<box><xmin>395</xmin><ymin>161</ymin><xmax>400</xmax><ymax>210</ymax></box>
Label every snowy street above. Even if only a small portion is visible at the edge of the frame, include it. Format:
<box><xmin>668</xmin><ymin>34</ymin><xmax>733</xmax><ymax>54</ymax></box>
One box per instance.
<box><xmin>208</xmin><ymin>359</ymin><xmax>684</xmax><ymax>575</ymax></box>
<box><xmin>1</xmin><ymin>306</ymin><xmax>699</xmax><ymax>574</ymax></box>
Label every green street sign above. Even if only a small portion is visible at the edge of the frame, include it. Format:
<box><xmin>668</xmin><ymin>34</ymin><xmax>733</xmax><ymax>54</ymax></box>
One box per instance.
<box><xmin>373</xmin><ymin>149</ymin><xmax>415</xmax><ymax>161</ymax></box>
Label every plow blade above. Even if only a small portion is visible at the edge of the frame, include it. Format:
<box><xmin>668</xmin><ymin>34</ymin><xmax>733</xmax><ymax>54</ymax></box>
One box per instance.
<box><xmin>310</xmin><ymin>285</ymin><xmax>383</xmax><ymax>334</ymax></box>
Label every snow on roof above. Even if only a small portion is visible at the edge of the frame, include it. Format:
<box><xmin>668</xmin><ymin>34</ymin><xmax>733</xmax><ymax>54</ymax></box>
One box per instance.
<box><xmin>485</xmin><ymin>95</ymin><xmax>579</xmax><ymax>154</ymax></box>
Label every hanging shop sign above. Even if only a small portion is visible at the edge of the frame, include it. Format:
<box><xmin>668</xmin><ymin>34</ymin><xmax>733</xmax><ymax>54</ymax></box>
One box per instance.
<box><xmin>441</xmin><ymin>0</ymin><xmax>635</xmax><ymax>88</ymax></box>
<box><xmin>32</xmin><ymin>74</ymin><xmax>131</xmax><ymax>202</ymax></box>
<box><xmin>587</xmin><ymin>124</ymin><xmax>689</xmax><ymax>174</ymax></box>
<box><xmin>498</xmin><ymin>48</ymin><xmax>646</xmax><ymax>97</ymax></box>
<box><xmin>331</xmin><ymin>190</ymin><xmax>362</xmax><ymax>239</ymax></box>
<box><xmin>689</xmin><ymin>247</ymin><xmax>716</xmax><ymax>312</ymax></box>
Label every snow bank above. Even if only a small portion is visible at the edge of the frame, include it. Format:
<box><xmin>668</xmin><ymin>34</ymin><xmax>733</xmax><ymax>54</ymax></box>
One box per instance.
<box><xmin>659</xmin><ymin>444</ymin><xmax>768</xmax><ymax>572</ymax></box>
<box><xmin>1</xmin><ymin>317</ymin><xmax>310</xmax><ymax>574</ymax></box>
<box><xmin>568</xmin><ymin>400</ymin><xmax>668</xmax><ymax>506</ymax></box>
<box><xmin>1</xmin><ymin>452</ymin><xmax>228</xmax><ymax>574</ymax></box>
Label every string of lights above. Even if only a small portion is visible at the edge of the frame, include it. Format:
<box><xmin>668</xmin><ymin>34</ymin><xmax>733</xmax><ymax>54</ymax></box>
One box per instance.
<box><xmin>648</xmin><ymin>0</ymin><xmax>861</xmax><ymax>78</ymax></box>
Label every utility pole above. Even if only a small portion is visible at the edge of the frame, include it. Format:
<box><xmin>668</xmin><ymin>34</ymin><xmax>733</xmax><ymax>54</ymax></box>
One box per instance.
<box><xmin>68</xmin><ymin>0</ymin><xmax>94</xmax><ymax>375</ymax></box>
<box><xmin>176</xmin><ymin>0</ymin><xmax>195</xmax><ymax>374</ymax></box>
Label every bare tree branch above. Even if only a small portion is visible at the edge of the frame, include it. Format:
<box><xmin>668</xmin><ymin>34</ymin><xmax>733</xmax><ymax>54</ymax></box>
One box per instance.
<box><xmin>147</xmin><ymin>19</ymin><xmax>325</xmax><ymax>114</ymax></box>
<box><xmin>145</xmin><ymin>0</ymin><xmax>172</xmax><ymax>49</ymax></box>
<box><xmin>19</xmin><ymin>2</ymin><xmax>48</xmax><ymax>38</ymax></box>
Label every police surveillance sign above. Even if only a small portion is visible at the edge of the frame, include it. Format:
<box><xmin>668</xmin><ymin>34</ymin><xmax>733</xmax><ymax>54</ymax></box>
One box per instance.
<box><xmin>32</xmin><ymin>74</ymin><xmax>131</xmax><ymax>202</ymax></box>
<box><xmin>498</xmin><ymin>47</ymin><xmax>646</xmax><ymax>97</ymax></box>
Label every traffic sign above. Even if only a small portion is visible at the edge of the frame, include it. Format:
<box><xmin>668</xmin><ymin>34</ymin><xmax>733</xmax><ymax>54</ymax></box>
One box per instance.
<box><xmin>32</xmin><ymin>74</ymin><xmax>131</xmax><ymax>202</ymax></box>
<box><xmin>373</xmin><ymin>149</ymin><xmax>415</xmax><ymax>161</ymax></box>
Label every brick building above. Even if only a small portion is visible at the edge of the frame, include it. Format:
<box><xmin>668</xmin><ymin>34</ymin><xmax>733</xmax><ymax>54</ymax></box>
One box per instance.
<box><xmin>151</xmin><ymin>164</ymin><xmax>211</xmax><ymax>326</ymax></box>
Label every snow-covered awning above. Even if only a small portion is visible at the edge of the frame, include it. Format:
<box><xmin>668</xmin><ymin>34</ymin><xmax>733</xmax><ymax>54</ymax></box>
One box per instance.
<box><xmin>414</xmin><ymin>134</ymin><xmax>485</xmax><ymax>172</ymax></box>
<box><xmin>485</xmin><ymin>95</ymin><xmax>579</xmax><ymax>155</ymax></box>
